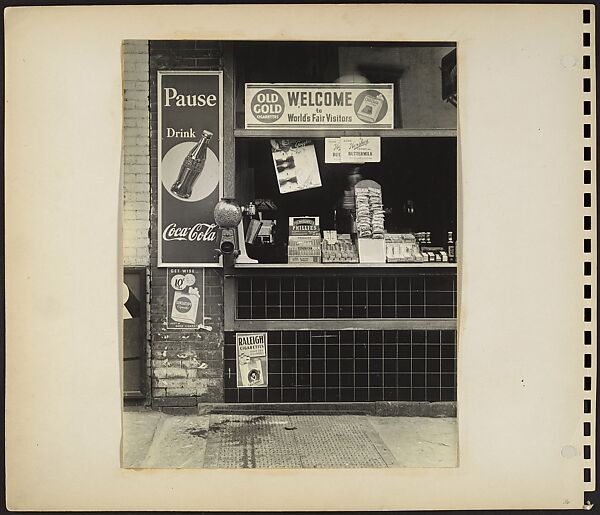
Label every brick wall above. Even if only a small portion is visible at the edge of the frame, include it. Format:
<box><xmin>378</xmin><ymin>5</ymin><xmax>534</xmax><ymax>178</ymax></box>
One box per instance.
<box><xmin>123</xmin><ymin>40</ymin><xmax>150</xmax><ymax>266</ymax></box>
<box><xmin>148</xmin><ymin>41</ymin><xmax>225</xmax><ymax>409</ymax></box>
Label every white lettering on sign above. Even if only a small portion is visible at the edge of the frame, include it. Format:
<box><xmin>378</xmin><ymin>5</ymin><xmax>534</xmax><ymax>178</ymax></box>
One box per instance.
<box><xmin>236</xmin><ymin>332</ymin><xmax>268</xmax><ymax>361</ymax></box>
<box><xmin>162</xmin><ymin>222</ymin><xmax>218</xmax><ymax>242</ymax></box>
<box><xmin>237</xmin><ymin>334</ymin><xmax>266</xmax><ymax>346</ymax></box>
<box><xmin>287</xmin><ymin>91</ymin><xmax>352</xmax><ymax>107</ymax></box>
<box><xmin>163</xmin><ymin>87</ymin><xmax>217</xmax><ymax>107</ymax></box>
<box><xmin>166</xmin><ymin>127</ymin><xmax>197</xmax><ymax>138</ymax></box>
<box><xmin>252</xmin><ymin>93</ymin><xmax>283</xmax><ymax>114</ymax></box>
<box><xmin>340</xmin><ymin>137</ymin><xmax>381</xmax><ymax>163</ymax></box>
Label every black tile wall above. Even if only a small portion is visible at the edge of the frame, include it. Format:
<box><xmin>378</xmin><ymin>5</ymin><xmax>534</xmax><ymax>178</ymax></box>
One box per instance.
<box><xmin>236</xmin><ymin>274</ymin><xmax>456</xmax><ymax>319</ymax></box>
<box><xmin>224</xmin><ymin>330</ymin><xmax>457</xmax><ymax>403</ymax></box>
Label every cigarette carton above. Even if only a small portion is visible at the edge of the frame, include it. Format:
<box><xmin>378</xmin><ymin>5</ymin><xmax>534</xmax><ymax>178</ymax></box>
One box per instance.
<box><xmin>288</xmin><ymin>216</ymin><xmax>321</xmax><ymax>263</ymax></box>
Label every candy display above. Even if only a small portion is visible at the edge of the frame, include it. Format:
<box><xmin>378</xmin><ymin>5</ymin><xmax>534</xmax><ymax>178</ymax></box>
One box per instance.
<box><xmin>419</xmin><ymin>246</ymin><xmax>449</xmax><ymax>262</ymax></box>
<box><xmin>213</xmin><ymin>198</ymin><xmax>242</xmax><ymax>228</ymax></box>
<box><xmin>321</xmin><ymin>232</ymin><xmax>359</xmax><ymax>263</ymax></box>
<box><xmin>385</xmin><ymin>233</ymin><xmax>423</xmax><ymax>262</ymax></box>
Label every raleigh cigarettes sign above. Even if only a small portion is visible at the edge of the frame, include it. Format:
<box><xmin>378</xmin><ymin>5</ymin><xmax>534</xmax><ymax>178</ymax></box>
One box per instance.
<box><xmin>245</xmin><ymin>83</ymin><xmax>394</xmax><ymax>129</ymax></box>
<box><xmin>236</xmin><ymin>333</ymin><xmax>268</xmax><ymax>388</ymax></box>
<box><xmin>158</xmin><ymin>71</ymin><xmax>223</xmax><ymax>266</ymax></box>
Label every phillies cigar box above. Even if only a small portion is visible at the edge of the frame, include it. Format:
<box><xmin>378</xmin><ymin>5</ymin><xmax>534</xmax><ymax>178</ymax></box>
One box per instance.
<box><xmin>288</xmin><ymin>216</ymin><xmax>321</xmax><ymax>263</ymax></box>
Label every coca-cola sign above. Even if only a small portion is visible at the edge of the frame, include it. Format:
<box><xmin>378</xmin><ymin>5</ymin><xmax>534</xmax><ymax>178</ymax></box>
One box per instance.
<box><xmin>158</xmin><ymin>71</ymin><xmax>223</xmax><ymax>266</ymax></box>
<box><xmin>162</xmin><ymin>223</ymin><xmax>218</xmax><ymax>242</ymax></box>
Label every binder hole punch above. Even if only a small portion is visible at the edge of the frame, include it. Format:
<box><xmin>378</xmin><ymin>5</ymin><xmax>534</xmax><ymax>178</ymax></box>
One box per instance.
<box><xmin>561</xmin><ymin>445</ymin><xmax>578</xmax><ymax>459</ymax></box>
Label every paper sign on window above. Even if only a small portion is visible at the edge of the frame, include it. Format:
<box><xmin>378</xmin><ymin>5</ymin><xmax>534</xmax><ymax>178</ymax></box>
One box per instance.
<box><xmin>236</xmin><ymin>332</ymin><xmax>268</xmax><ymax>388</ymax></box>
<box><xmin>325</xmin><ymin>137</ymin><xmax>381</xmax><ymax>163</ymax></box>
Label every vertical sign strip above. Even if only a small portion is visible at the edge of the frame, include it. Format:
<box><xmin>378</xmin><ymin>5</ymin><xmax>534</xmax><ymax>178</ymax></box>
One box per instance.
<box><xmin>158</xmin><ymin>71</ymin><xmax>223</xmax><ymax>267</ymax></box>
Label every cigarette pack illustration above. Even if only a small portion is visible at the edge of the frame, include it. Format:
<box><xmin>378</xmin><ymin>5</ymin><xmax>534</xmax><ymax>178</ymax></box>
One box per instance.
<box><xmin>356</xmin><ymin>94</ymin><xmax>385</xmax><ymax>123</ymax></box>
<box><xmin>239</xmin><ymin>357</ymin><xmax>265</xmax><ymax>387</ymax></box>
<box><xmin>170</xmin><ymin>287</ymin><xmax>201</xmax><ymax>324</ymax></box>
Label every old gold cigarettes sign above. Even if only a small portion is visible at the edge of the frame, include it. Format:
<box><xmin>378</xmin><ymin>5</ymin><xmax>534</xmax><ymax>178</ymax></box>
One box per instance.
<box><xmin>245</xmin><ymin>83</ymin><xmax>394</xmax><ymax>129</ymax></box>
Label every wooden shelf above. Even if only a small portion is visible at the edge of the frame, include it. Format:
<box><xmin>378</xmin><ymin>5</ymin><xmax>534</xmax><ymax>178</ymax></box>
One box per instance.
<box><xmin>234</xmin><ymin>262</ymin><xmax>457</xmax><ymax>269</ymax></box>
<box><xmin>234</xmin><ymin>128</ymin><xmax>457</xmax><ymax>139</ymax></box>
<box><xmin>228</xmin><ymin>318</ymin><xmax>457</xmax><ymax>332</ymax></box>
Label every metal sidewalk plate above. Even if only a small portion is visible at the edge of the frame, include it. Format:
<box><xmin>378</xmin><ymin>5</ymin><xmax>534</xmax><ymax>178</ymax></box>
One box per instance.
<box><xmin>202</xmin><ymin>414</ymin><xmax>397</xmax><ymax>468</ymax></box>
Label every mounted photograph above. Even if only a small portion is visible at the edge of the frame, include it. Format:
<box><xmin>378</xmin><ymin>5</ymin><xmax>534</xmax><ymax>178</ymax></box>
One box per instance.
<box><xmin>122</xmin><ymin>40</ymin><xmax>459</xmax><ymax>469</ymax></box>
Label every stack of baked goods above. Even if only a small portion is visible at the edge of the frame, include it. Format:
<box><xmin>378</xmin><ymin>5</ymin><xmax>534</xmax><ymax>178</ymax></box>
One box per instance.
<box><xmin>354</xmin><ymin>180</ymin><xmax>384</xmax><ymax>238</ymax></box>
<box><xmin>354</xmin><ymin>186</ymin><xmax>372</xmax><ymax>237</ymax></box>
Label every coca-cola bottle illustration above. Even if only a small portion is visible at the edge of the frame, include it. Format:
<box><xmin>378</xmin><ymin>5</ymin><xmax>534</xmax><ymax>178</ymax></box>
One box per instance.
<box><xmin>171</xmin><ymin>130</ymin><xmax>213</xmax><ymax>199</ymax></box>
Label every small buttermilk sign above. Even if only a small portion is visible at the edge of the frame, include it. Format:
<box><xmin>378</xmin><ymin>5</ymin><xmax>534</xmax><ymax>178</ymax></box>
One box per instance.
<box><xmin>158</xmin><ymin>71</ymin><xmax>223</xmax><ymax>266</ymax></box>
<box><xmin>325</xmin><ymin>136</ymin><xmax>381</xmax><ymax>163</ymax></box>
<box><xmin>236</xmin><ymin>332</ymin><xmax>268</xmax><ymax>388</ymax></box>
<box><xmin>245</xmin><ymin>83</ymin><xmax>394</xmax><ymax>129</ymax></box>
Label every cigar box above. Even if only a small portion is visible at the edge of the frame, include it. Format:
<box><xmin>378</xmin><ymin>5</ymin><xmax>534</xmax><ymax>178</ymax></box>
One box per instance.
<box><xmin>288</xmin><ymin>237</ymin><xmax>321</xmax><ymax>263</ymax></box>
<box><xmin>288</xmin><ymin>216</ymin><xmax>321</xmax><ymax>263</ymax></box>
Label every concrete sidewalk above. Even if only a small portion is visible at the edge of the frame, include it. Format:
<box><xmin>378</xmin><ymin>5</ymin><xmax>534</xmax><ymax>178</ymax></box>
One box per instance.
<box><xmin>123</xmin><ymin>409</ymin><xmax>457</xmax><ymax>469</ymax></box>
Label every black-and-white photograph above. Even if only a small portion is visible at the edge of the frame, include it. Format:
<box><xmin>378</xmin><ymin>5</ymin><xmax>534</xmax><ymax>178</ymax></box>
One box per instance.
<box><xmin>122</xmin><ymin>40</ymin><xmax>459</xmax><ymax>469</ymax></box>
<box><xmin>6</xmin><ymin>2</ymin><xmax>595</xmax><ymax>510</ymax></box>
